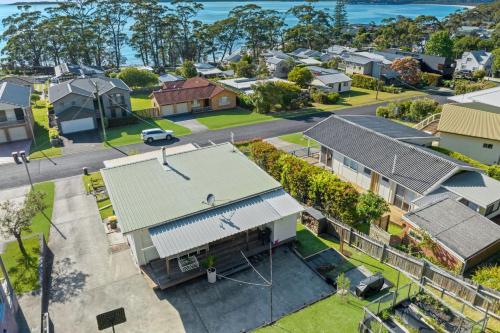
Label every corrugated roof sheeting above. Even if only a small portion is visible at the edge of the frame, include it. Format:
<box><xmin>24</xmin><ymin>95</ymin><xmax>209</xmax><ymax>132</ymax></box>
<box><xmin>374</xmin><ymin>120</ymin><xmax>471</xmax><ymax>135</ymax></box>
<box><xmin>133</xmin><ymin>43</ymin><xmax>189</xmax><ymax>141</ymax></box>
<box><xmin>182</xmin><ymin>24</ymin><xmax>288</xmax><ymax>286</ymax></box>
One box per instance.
<box><xmin>438</xmin><ymin>103</ymin><xmax>500</xmax><ymax>141</ymax></box>
<box><xmin>442</xmin><ymin>171</ymin><xmax>500</xmax><ymax>208</ymax></box>
<box><xmin>149</xmin><ymin>189</ymin><xmax>303</xmax><ymax>258</ymax></box>
<box><xmin>102</xmin><ymin>143</ymin><xmax>282</xmax><ymax>233</ymax></box>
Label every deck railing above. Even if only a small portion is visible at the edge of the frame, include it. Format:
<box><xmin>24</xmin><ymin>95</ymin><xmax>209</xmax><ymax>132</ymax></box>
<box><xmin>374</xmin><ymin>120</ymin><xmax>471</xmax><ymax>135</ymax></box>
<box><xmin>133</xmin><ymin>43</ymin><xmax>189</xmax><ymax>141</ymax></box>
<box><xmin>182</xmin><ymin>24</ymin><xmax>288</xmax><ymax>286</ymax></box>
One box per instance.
<box><xmin>413</xmin><ymin>113</ymin><xmax>441</xmax><ymax>130</ymax></box>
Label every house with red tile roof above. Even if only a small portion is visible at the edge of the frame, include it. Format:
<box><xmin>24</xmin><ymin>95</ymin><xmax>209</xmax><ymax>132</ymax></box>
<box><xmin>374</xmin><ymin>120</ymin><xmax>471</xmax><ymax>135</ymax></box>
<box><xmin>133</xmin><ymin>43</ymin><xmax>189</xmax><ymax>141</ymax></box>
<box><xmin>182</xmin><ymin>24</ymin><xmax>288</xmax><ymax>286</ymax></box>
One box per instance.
<box><xmin>151</xmin><ymin>77</ymin><xmax>237</xmax><ymax>116</ymax></box>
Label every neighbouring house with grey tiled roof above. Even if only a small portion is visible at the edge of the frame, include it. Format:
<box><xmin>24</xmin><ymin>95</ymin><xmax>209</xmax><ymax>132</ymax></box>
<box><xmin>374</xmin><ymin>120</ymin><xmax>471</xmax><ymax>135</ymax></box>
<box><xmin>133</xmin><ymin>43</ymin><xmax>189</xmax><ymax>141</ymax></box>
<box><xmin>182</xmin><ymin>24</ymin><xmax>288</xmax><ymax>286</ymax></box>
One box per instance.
<box><xmin>455</xmin><ymin>51</ymin><xmax>493</xmax><ymax>77</ymax></box>
<box><xmin>52</xmin><ymin>63</ymin><xmax>105</xmax><ymax>83</ymax></box>
<box><xmin>262</xmin><ymin>50</ymin><xmax>295</xmax><ymax>78</ymax></box>
<box><xmin>304</xmin><ymin>115</ymin><xmax>500</xmax><ymax>218</ymax></box>
<box><xmin>48</xmin><ymin>77</ymin><xmax>132</xmax><ymax>134</ymax></box>
<box><xmin>403</xmin><ymin>198</ymin><xmax>500</xmax><ymax>273</ymax></box>
<box><xmin>0</xmin><ymin>82</ymin><xmax>34</xmax><ymax>143</ymax></box>
<box><xmin>101</xmin><ymin>143</ymin><xmax>303</xmax><ymax>289</ymax></box>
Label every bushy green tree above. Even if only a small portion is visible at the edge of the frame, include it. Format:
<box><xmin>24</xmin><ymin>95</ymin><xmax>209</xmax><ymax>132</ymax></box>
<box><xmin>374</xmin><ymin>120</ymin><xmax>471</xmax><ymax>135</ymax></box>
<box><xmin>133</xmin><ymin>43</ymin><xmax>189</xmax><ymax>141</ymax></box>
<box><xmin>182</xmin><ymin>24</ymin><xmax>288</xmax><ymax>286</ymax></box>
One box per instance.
<box><xmin>117</xmin><ymin>67</ymin><xmax>158</xmax><ymax>87</ymax></box>
<box><xmin>178</xmin><ymin>60</ymin><xmax>198</xmax><ymax>78</ymax></box>
<box><xmin>408</xmin><ymin>98</ymin><xmax>439</xmax><ymax>121</ymax></box>
<box><xmin>233</xmin><ymin>60</ymin><xmax>256</xmax><ymax>77</ymax></box>
<box><xmin>288</xmin><ymin>66</ymin><xmax>313</xmax><ymax>88</ymax></box>
<box><xmin>356</xmin><ymin>191</ymin><xmax>390</xmax><ymax>224</ymax></box>
<box><xmin>492</xmin><ymin>48</ymin><xmax>500</xmax><ymax>77</ymax></box>
<box><xmin>425</xmin><ymin>30</ymin><xmax>454</xmax><ymax>59</ymax></box>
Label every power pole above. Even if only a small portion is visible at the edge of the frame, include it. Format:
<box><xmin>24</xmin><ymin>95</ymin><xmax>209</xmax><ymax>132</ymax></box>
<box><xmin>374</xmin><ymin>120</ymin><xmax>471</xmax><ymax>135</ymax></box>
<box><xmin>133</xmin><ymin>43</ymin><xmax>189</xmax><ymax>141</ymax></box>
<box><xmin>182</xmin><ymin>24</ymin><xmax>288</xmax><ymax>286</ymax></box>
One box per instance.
<box><xmin>92</xmin><ymin>80</ymin><xmax>107</xmax><ymax>142</ymax></box>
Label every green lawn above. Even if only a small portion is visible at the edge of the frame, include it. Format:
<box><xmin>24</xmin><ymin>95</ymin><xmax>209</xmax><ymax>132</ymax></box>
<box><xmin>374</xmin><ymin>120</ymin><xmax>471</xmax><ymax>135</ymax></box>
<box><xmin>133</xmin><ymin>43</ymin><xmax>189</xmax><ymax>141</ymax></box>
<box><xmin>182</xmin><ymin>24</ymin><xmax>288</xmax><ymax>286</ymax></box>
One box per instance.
<box><xmin>312</xmin><ymin>87</ymin><xmax>426</xmax><ymax>112</ymax></box>
<box><xmin>29</xmin><ymin>102</ymin><xmax>62</xmax><ymax>159</ymax></box>
<box><xmin>257</xmin><ymin>224</ymin><xmax>411</xmax><ymax>333</ymax></box>
<box><xmin>30</xmin><ymin>181</ymin><xmax>56</xmax><ymax>239</ymax></box>
<box><xmin>296</xmin><ymin>223</ymin><xmax>329</xmax><ymax>257</ymax></box>
<box><xmin>392</xmin><ymin>119</ymin><xmax>417</xmax><ymax>128</ymax></box>
<box><xmin>388</xmin><ymin>223</ymin><xmax>404</xmax><ymax>236</ymax></box>
<box><xmin>130</xmin><ymin>93</ymin><xmax>153</xmax><ymax>111</ymax></box>
<box><xmin>195</xmin><ymin>108</ymin><xmax>320</xmax><ymax>130</ymax></box>
<box><xmin>0</xmin><ymin>181</ymin><xmax>55</xmax><ymax>293</ymax></box>
<box><xmin>83</xmin><ymin>172</ymin><xmax>114</xmax><ymax>220</ymax></box>
<box><xmin>104</xmin><ymin>118</ymin><xmax>191</xmax><ymax>147</ymax></box>
<box><xmin>278</xmin><ymin>132</ymin><xmax>320</xmax><ymax>148</ymax></box>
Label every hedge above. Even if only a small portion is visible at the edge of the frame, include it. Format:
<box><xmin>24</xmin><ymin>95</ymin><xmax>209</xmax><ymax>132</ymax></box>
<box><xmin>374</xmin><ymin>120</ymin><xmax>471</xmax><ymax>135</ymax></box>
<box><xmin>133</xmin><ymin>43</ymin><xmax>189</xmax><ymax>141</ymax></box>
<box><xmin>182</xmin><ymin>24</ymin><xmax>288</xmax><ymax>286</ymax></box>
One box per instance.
<box><xmin>431</xmin><ymin>146</ymin><xmax>500</xmax><ymax>181</ymax></box>
<box><xmin>454</xmin><ymin>80</ymin><xmax>497</xmax><ymax>95</ymax></box>
<box><xmin>106</xmin><ymin>116</ymin><xmax>139</xmax><ymax>128</ymax></box>
<box><xmin>311</xmin><ymin>90</ymin><xmax>340</xmax><ymax>104</ymax></box>
<box><xmin>351</xmin><ymin>74</ymin><xmax>383</xmax><ymax>90</ymax></box>
<box><xmin>249</xmin><ymin>141</ymin><xmax>360</xmax><ymax>224</ymax></box>
<box><xmin>381</xmin><ymin>85</ymin><xmax>402</xmax><ymax>94</ymax></box>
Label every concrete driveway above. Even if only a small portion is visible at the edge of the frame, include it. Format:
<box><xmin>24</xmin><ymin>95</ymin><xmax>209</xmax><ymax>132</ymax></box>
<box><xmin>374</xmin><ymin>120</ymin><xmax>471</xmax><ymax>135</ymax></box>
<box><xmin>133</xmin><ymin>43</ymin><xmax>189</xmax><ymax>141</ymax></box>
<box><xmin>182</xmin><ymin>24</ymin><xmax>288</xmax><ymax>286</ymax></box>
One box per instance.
<box><xmin>44</xmin><ymin>176</ymin><xmax>183</xmax><ymax>332</ymax></box>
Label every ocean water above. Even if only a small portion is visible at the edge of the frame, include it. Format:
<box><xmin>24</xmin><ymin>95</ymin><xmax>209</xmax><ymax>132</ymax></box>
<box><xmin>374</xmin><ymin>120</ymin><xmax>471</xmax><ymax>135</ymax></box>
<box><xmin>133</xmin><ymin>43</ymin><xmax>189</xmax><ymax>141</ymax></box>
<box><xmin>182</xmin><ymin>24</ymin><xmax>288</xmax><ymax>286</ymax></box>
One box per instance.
<box><xmin>0</xmin><ymin>1</ymin><xmax>466</xmax><ymax>64</ymax></box>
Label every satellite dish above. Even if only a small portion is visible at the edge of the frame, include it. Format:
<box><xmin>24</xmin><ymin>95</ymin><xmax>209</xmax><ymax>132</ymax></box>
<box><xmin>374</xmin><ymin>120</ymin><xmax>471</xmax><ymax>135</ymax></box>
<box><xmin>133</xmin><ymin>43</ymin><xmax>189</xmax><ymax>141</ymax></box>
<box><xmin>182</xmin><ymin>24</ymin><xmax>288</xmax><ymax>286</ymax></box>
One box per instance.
<box><xmin>206</xmin><ymin>194</ymin><xmax>216</xmax><ymax>206</ymax></box>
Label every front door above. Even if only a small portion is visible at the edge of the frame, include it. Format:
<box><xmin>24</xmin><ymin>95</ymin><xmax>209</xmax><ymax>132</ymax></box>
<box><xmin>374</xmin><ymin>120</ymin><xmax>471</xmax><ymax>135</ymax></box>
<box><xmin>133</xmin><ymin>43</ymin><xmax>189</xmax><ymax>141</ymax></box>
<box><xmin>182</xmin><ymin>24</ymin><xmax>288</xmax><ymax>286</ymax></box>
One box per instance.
<box><xmin>370</xmin><ymin>172</ymin><xmax>380</xmax><ymax>193</ymax></box>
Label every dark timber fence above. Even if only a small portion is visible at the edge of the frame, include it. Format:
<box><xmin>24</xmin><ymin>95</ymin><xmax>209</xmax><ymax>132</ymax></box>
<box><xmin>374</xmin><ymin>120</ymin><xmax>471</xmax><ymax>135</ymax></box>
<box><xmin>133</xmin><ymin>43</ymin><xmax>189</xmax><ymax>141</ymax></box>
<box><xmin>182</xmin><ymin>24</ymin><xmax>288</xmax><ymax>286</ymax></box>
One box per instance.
<box><xmin>324</xmin><ymin>217</ymin><xmax>500</xmax><ymax>320</ymax></box>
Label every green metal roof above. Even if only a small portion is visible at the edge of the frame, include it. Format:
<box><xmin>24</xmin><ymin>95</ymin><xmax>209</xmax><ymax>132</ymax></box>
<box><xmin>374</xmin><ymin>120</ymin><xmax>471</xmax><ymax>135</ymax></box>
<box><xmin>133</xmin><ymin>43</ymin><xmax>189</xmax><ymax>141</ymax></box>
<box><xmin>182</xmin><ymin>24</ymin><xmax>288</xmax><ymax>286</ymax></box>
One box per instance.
<box><xmin>101</xmin><ymin>143</ymin><xmax>282</xmax><ymax>233</ymax></box>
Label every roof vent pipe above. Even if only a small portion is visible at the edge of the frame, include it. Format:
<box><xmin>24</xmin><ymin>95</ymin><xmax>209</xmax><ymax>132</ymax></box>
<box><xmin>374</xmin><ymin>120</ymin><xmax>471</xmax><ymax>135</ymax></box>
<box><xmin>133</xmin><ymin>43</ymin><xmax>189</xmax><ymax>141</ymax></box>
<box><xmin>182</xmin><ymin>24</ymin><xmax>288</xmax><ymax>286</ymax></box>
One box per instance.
<box><xmin>162</xmin><ymin>146</ymin><xmax>168</xmax><ymax>166</ymax></box>
<box><xmin>392</xmin><ymin>155</ymin><xmax>397</xmax><ymax>174</ymax></box>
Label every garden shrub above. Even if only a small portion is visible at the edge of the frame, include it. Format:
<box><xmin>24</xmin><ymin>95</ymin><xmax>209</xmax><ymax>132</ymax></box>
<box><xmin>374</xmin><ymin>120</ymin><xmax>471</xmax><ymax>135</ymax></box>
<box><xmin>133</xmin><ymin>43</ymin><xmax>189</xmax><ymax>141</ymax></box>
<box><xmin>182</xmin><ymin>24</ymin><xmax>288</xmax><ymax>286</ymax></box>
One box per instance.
<box><xmin>408</xmin><ymin>98</ymin><xmax>439</xmax><ymax>121</ymax></box>
<box><xmin>376</xmin><ymin>106</ymin><xmax>391</xmax><ymax>118</ymax></box>
<box><xmin>117</xmin><ymin>67</ymin><xmax>158</xmax><ymax>88</ymax></box>
<box><xmin>472</xmin><ymin>265</ymin><xmax>500</xmax><ymax>291</ymax></box>
<box><xmin>237</xmin><ymin>94</ymin><xmax>254</xmax><ymax>108</ymax></box>
<box><xmin>311</xmin><ymin>90</ymin><xmax>340</xmax><ymax>104</ymax></box>
<box><xmin>249</xmin><ymin>141</ymin><xmax>360</xmax><ymax>224</ymax></box>
<box><xmin>454</xmin><ymin>79</ymin><xmax>496</xmax><ymax>94</ymax></box>
<box><xmin>421</xmin><ymin>72</ymin><xmax>441</xmax><ymax>87</ymax></box>
<box><xmin>381</xmin><ymin>85</ymin><xmax>402</xmax><ymax>94</ymax></box>
<box><xmin>351</xmin><ymin>74</ymin><xmax>382</xmax><ymax>90</ymax></box>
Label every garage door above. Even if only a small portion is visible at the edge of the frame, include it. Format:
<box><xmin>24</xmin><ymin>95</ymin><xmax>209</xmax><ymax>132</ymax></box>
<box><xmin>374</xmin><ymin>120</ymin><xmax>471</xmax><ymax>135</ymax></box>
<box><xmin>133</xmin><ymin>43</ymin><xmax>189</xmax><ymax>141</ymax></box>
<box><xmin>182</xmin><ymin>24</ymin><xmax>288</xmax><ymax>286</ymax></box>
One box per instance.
<box><xmin>175</xmin><ymin>103</ymin><xmax>189</xmax><ymax>114</ymax></box>
<box><xmin>0</xmin><ymin>130</ymin><xmax>6</xmax><ymax>143</ymax></box>
<box><xmin>8</xmin><ymin>126</ymin><xmax>28</xmax><ymax>141</ymax></box>
<box><xmin>161</xmin><ymin>105</ymin><xmax>174</xmax><ymax>116</ymax></box>
<box><xmin>60</xmin><ymin>117</ymin><xmax>95</xmax><ymax>134</ymax></box>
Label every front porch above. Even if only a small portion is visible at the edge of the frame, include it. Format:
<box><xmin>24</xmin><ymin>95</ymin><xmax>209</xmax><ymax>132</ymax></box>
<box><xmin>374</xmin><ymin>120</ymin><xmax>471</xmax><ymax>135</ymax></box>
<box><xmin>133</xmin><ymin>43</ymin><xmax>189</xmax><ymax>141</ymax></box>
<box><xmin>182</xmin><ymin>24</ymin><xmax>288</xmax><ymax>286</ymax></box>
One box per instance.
<box><xmin>141</xmin><ymin>228</ymin><xmax>273</xmax><ymax>290</ymax></box>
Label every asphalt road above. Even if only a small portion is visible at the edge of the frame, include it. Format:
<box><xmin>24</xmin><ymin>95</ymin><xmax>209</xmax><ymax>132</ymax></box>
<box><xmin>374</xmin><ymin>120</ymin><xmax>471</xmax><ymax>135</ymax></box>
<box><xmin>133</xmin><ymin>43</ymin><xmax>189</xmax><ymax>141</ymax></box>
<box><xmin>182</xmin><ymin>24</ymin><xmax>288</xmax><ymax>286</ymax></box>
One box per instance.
<box><xmin>0</xmin><ymin>95</ymin><xmax>448</xmax><ymax>189</ymax></box>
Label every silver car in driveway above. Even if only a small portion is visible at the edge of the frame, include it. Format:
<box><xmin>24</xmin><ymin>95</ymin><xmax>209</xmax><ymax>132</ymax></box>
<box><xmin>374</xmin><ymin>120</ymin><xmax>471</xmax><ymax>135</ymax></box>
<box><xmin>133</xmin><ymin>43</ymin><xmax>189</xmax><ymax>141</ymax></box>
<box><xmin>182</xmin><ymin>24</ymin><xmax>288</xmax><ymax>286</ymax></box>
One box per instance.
<box><xmin>141</xmin><ymin>128</ymin><xmax>174</xmax><ymax>143</ymax></box>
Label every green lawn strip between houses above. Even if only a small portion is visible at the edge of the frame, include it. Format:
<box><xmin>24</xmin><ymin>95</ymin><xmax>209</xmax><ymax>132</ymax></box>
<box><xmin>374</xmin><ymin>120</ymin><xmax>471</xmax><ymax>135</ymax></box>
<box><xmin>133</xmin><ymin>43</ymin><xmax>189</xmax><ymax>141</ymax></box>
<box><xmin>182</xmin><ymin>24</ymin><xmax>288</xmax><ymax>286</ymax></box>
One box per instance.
<box><xmin>131</xmin><ymin>93</ymin><xmax>153</xmax><ymax>111</ymax></box>
<box><xmin>194</xmin><ymin>108</ymin><xmax>320</xmax><ymax>130</ymax></box>
<box><xmin>29</xmin><ymin>103</ymin><xmax>62</xmax><ymax>159</ymax></box>
<box><xmin>278</xmin><ymin>132</ymin><xmax>320</xmax><ymax>148</ymax></box>
<box><xmin>312</xmin><ymin>87</ymin><xmax>427</xmax><ymax>112</ymax></box>
<box><xmin>0</xmin><ymin>181</ymin><xmax>55</xmax><ymax>293</ymax></box>
<box><xmin>257</xmin><ymin>223</ymin><xmax>411</xmax><ymax>332</ymax></box>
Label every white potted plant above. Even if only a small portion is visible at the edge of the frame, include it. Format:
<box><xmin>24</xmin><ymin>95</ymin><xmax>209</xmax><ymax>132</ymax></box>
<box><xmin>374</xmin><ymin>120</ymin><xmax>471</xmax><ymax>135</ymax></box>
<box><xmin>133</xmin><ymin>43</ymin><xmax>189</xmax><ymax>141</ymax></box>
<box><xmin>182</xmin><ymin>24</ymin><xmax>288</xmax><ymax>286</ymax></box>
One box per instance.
<box><xmin>206</xmin><ymin>255</ymin><xmax>216</xmax><ymax>283</ymax></box>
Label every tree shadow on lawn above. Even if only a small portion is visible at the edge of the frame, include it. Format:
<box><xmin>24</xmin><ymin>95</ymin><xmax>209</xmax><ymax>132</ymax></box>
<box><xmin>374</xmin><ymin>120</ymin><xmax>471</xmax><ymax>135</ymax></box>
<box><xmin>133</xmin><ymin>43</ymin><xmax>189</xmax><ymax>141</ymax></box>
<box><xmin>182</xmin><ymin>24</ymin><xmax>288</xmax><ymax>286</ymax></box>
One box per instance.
<box><xmin>49</xmin><ymin>257</ymin><xmax>89</xmax><ymax>304</ymax></box>
<box><xmin>8</xmin><ymin>248</ymin><xmax>41</xmax><ymax>295</ymax></box>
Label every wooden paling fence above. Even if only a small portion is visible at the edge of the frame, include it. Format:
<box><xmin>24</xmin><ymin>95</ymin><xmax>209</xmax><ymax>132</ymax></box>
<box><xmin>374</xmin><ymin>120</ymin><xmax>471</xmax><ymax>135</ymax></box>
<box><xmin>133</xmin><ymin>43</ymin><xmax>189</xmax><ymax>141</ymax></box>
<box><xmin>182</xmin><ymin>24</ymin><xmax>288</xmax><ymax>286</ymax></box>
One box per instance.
<box><xmin>325</xmin><ymin>217</ymin><xmax>500</xmax><ymax>319</ymax></box>
<box><xmin>134</xmin><ymin>107</ymin><xmax>161</xmax><ymax>119</ymax></box>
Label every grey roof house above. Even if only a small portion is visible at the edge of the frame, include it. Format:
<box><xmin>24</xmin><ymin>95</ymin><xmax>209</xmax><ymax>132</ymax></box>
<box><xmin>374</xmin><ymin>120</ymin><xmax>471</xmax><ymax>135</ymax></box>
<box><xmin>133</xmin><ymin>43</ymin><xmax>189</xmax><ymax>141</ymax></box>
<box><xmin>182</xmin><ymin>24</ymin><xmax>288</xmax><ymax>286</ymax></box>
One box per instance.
<box><xmin>53</xmin><ymin>63</ymin><xmax>105</xmax><ymax>83</ymax></box>
<box><xmin>102</xmin><ymin>143</ymin><xmax>303</xmax><ymax>289</ymax></box>
<box><xmin>403</xmin><ymin>198</ymin><xmax>500</xmax><ymax>273</ymax></box>
<box><xmin>263</xmin><ymin>50</ymin><xmax>294</xmax><ymax>78</ymax></box>
<box><xmin>310</xmin><ymin>71</ymin><xmax>352</xmax><ymax>93</ymax></box>
<box><xmin>48</xmin><ymin>77</ymin><xmax>131</xmax><ymax>134</ymax></box>
<box><xmin>384</xmin><ymin>49</ymin><xmax>455</xmax><ymax>77</ymax></box>
<box><xmin>0</xmin><ymin>82</ymin><xmax>34</xmax><ymax>143</ymax></box>
<box><xmin>304</xmin><ymin>115</ymin><xmax>500</xmax><ymax>217</ymax></box>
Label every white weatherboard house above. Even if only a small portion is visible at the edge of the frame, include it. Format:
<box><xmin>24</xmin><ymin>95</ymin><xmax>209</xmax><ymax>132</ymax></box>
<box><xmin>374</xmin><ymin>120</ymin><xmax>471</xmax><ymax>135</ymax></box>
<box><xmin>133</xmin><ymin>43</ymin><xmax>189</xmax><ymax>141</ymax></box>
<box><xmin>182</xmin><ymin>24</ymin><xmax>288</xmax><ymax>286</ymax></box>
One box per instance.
<box><xmin>304</xmin><ymin>115</ymin><xmax>500</xmax><ymax>219</ymax></box>
<box><xmin>102</xmin><ymin>143</ymin><xmax>303</xmax><ymax>289</ymax></box>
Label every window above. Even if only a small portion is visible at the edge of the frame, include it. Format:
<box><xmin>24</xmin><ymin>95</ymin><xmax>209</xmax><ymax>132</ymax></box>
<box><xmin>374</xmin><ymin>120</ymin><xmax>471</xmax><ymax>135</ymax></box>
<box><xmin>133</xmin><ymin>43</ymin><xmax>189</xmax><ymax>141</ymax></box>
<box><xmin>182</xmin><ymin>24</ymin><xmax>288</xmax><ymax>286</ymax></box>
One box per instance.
<box><xmin>0</xmin><ymin>110</ymin><xmax>6</xmax><ymax>122</ymax></box>
<box><xmin>219</xmin><ymin>95</ymin><xmax>230</xmax><ymax>106</ymax></box>
<box><xmin>343</xmin><ymin>157</ymin><xmax>358</xmax><ymax>171</ymax></box>
<box><xmin>343</xmin><ymin>82</ymin><xmax>349</xmax><ymax>86</ymax></box>
<box><xmin>363</xmin><ymin>167</ymin><xmax>372</xmax><ymax>176</ymax></box>
<box><xmin>381</xmin><ymin>177</ymin><xmax>389</xmax><ymax>183</ymax></box>
<box><xmin>483</xmin><ymin>143</ymin><xmax>493</xmax><ymax>149</ymax></box>
<box><xmin>14</xmin><ymin>108</ymin><xmax>25</xmax><ymax>121</ymax></box>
